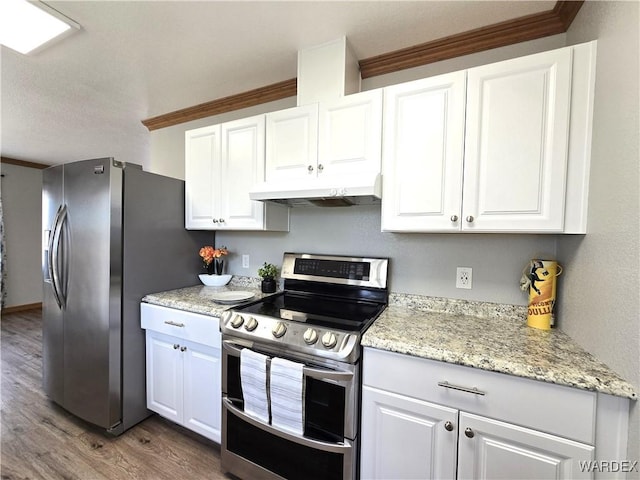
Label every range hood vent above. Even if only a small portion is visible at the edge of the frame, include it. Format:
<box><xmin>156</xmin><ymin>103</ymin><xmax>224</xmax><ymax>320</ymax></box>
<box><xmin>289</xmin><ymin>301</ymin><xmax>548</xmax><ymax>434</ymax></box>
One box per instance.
<box><xmin>250</xmin><ymin>173</ymin><xmax>382</xmax><ymax>208</ymax></box>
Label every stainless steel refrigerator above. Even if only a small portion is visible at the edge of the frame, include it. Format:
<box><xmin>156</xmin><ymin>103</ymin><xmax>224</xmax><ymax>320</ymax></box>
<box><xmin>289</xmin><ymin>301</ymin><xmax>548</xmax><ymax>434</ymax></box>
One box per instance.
<box><xmin>42</xmin><ymin>157</ymin><xmax>210</xmax><ymax>435</ymax></box>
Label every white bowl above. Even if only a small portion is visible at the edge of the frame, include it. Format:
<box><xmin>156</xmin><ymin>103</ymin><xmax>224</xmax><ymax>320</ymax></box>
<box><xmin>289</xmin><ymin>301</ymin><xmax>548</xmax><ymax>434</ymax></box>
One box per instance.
<box><xmin>198</xmin><ymin>274</ymin><xmax>232</xmax><ymax>286</ymax></box>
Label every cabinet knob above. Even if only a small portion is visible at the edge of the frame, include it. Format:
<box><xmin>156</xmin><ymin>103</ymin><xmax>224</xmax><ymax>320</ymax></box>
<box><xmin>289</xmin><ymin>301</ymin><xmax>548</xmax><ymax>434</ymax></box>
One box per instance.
<box><xmin>212</xmin><ymin>219</ymin><xmax>218</xmax><ymax>224</ymax></box>
<box><xmin>464</xmin><ymin>427</ymin><xmax>475</xmax><ymax>438</ymax></box>
<box><xmin>307</xmin><ymin>165</ymin><xmax>314</xmax><ymax>172</ymax></box>
<box><xmin>317</xmin><ymin>164</ymin><xmax>324</xmax><ymax>172</ymax></box>
<box><xmin>173</xmin><ymin>344</ymin><xmax>180</xmax><ymax>349</ymax></box>
<box><xmin>450</xmin><ymin>215</ymin><xmax>459</xmax><ymax>222</ymax></box>
<box><xmin>466</xmin><ymin>215</ymin><xmax>475</xmax><ymax>223</ymax></box>
<box><xmin>180</xmin><ymin>346</ymin><xmax>187</xmax><ymax>352</ymax></box>
<box><xmin>444</xmin><ymin>421</ymin><xmax>454</xmax><ymax>432</ymax></box>
<box><xmin>218</xmin><ymin>218</ymin><xmax>225</xmax><ymax>223</ymax></box>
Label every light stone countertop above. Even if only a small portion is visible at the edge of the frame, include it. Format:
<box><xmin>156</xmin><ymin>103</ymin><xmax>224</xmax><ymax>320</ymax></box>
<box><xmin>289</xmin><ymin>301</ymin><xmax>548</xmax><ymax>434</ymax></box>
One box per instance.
<box><xmin>141</xmin><ymin>276</ymin><xmax>278</xmax><ymax>317</ymax></box>
<box><xmin>363</xmin><ymin>293</ymin><xmax>637</xmax><ymax>400</ymax></box>
<box><xmin>142</xmin><ymin>280</ymin><xmax>636</xmax><ymax>400</ymax></box>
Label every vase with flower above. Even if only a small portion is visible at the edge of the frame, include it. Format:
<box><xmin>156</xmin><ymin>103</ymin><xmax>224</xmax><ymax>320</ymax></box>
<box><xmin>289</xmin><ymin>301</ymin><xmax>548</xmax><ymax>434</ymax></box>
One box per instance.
<box><xmin>198</xmin><ymin>246</ymin><xmax>231</xmax><ymax>286</ymax></box>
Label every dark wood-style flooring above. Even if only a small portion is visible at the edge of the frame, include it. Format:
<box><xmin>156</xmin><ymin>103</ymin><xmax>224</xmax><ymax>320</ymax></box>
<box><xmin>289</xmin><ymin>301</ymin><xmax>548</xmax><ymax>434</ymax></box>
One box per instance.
<box><xmin>1</xmin><ymin>308</ymin><xmax>229</xmax><ymax>479</ymax></box>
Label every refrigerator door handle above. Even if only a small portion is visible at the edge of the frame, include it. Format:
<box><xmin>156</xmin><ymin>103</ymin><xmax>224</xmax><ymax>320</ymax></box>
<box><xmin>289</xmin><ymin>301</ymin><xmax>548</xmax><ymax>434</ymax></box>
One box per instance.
<box><xmin>50</xmin><ymin>205</ymin><xmax>68</xmax><ymax>309</ymax></box>
<box><xmin>48</xmin><ymin>206</ymin><xmax>63</xmax><ymax>308</ymax></box>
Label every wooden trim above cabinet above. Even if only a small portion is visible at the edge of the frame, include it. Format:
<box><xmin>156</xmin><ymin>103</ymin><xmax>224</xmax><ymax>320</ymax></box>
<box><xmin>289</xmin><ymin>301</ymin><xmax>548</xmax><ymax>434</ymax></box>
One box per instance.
<box><xmin>359</xmin><ymin>1</ymin><xmax>584</xmax><ymax>78</ymax></box>
<box><xmin>141</xmin><ymin>0</ymin><xmax>583</xmax><ymax>131</ymax></box>
<box><xmin>142</xmin><ymin>78</ymin><xmax>297</xmax><ymax>131</ymax></box>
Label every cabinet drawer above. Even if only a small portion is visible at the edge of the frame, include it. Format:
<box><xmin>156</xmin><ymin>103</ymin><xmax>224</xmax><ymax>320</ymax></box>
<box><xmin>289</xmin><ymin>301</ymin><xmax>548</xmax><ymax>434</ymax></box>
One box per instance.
<box><xmin>363</xmin><ymin>347</ymin><xmax>596</xmax><ymax>445</ymax></box>
<box><xmin>141</xmin><ymin>303</ymin><xmax>220</xmax><ymax>348</ymax></box>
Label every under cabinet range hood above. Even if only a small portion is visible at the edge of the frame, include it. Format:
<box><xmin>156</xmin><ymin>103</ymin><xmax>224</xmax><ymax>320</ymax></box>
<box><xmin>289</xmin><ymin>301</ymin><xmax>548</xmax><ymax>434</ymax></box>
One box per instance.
<box><xmin>251</xmin><ymin>37</ymin><xmax>385</xmax><ymax>207</ymax></box>
<box><xmin>249</xmin><ymin>173</ymin><xmax>382</xmax><ymax>207</ymax></box>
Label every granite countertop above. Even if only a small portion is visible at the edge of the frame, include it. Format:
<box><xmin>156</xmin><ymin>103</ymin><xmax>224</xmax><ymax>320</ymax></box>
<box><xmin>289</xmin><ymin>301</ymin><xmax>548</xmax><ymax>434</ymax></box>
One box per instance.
<box><xmin>142</xmin><ymin>279</ymin><xmax>636</xmax><ymax>400</ymax></box>
<box><xmin>363</xmin><ymin>293</ymin><xmax>637</xmax><ymax>400</ymax></box>
<box><xmin>142</xmin><ymin>276</ymin><xmax>277</xmax><ymax>317</ymax></box>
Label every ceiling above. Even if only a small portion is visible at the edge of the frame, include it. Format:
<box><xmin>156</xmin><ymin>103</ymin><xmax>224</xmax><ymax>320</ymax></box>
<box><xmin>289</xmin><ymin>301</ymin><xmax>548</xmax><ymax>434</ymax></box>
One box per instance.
<box><xmin>1</xmin><ymin>1</ymin><xmax>555</xmax><ymax>167</ymax></box>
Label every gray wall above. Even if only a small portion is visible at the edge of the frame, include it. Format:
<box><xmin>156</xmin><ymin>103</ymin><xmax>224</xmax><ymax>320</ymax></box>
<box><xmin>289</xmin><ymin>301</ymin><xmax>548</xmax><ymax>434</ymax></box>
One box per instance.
<box><xmin>559</xmin><ymin>1</ymin><xmax>639</xmax><ymax>470</ymax></box>
<box><xmin>0</xmin><ymin>163</ymin><xmax>43</xmax><ymax>308</ymax></box>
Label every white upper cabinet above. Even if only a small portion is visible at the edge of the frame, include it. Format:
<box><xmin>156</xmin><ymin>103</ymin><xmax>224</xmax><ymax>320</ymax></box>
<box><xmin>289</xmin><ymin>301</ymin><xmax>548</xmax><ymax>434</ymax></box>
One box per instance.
<box><xmin>462</xmin><ymin>47</ymin><xmax>572</xmax><ymax>232</ymax></box>
<box><xmin>185</xmin><ymin>125</ymin><xmax>219</xmax><ymax>230</ymax></box>
<box><xmin>382</xmin><ymin>41</ymin><xmax>596</xmax><ymax>233</ymax></box>
<box><xmin>265</xmin><ymin>103</ymin><xmax>319</xmax><ymax>183</ymax></box>
<box><xmin>318</xmin><ymin>89</ymin><xmax>383</xmax><ymax>181</ymax></box>
<box><xmin>185</xmin><ymin>116</ymin><xmax>289</xmax><ymax>231</ymax></box>
<box><xmin>381</xmin><ymin>71</ymin><xmax>466</xmax><ymax>232</ymax></box>
<box><xmin>264</xmin><ymin>89</ymin><xmax>383</xmax><ymax>186</ymax></box>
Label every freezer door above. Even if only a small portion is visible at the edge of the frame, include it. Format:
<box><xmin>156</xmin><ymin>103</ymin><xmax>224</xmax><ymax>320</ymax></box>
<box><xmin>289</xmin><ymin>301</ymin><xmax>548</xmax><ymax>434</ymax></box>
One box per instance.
<box><xmin>62</xmin><ymin>159</ymin><xmax>123</xmax><ymax>429</ymax></box>
<box><xmin>42</xmin><ymin>165</ymin><xmax>65</xmax><ymax>404</ymax></box>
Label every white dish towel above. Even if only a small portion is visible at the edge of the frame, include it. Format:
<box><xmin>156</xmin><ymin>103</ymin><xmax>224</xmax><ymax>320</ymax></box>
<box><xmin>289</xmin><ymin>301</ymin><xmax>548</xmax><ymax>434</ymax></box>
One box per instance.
<box><xmin>240</xmin><ymin>348</ymin><xmax>270</xmax><ymax>423</ymax></box>
<box><xmin>270</xmin><ymin>357</ymin><xmax>305</xmax><ymax>435</ymax></box>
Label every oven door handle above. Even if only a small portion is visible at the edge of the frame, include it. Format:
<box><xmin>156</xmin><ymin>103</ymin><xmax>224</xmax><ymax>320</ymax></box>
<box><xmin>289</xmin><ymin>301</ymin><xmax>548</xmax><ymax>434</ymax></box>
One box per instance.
<box><xmin>223</xmin><ymin>340</ymin><xmax>354</xmax><ymax>383</ymax></box>
<box><xmin>223</xmin><ymin>396</ymin><xmax>353</xmax><ymax>454</ymax></box>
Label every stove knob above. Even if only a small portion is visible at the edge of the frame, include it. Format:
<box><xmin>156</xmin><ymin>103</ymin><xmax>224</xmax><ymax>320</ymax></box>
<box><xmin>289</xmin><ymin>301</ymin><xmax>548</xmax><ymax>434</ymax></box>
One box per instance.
<box><xmin>272</xmin><ymin>322</ymin><xmax>287</xmax><ymax>338</ymax></box>
<box><xmin>321</xmin><ymin>331</ymin><xmax>337</xmax><ymax>349</ymax></box>
<box><xmin>303</xmin><ymin>328</ymin><xmax>318</xmax><ymax>345</ymax></box>
<box><xmin>230</xmin><ymin>314</ymin><xmax>244</xmax><ymax>329</ymax></box>
<box><xmin>244</xmin><ymin>317</ymin><xmax>258</xmax><ymax>332</ymax></box>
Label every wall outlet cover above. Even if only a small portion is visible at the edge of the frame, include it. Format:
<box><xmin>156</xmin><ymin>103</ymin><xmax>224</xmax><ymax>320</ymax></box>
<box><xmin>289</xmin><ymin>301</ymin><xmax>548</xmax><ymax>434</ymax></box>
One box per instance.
<box><xmin>456</xmin><ymin>267</ymin><xmax>472</xmax><ymax>289</ymax></box>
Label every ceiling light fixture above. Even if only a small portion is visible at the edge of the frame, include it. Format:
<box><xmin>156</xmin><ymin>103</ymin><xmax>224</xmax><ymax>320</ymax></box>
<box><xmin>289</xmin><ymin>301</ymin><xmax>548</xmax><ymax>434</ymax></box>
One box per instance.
<box><xmin>0</xmin><ymin>0</ymin><xmax>80</xmax><ymax>55</ymax></box>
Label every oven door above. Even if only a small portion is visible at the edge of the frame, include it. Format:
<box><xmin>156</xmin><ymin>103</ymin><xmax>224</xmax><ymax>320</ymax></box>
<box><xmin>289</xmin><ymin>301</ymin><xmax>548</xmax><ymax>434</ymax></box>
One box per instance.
<box><xmin>221</xmin><ymin>339</ymin><xmax>358</xmax><ymax>480</ymax></box>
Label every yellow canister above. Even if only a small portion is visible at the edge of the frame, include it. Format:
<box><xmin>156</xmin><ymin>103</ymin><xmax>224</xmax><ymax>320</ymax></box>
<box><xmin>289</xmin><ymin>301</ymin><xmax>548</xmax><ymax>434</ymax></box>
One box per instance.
<box><xmin>526</xmin><ymin>260</ymin><xmax>562</xmax><ymax>330</ymax></box>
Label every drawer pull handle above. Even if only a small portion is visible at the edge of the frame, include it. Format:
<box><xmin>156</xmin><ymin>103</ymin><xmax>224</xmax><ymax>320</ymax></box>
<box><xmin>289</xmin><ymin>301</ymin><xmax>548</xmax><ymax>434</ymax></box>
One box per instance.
<box><xmin>164</xmin><ymin>321</ymin><xmax>185</xmax><ymax>327</ymax></box>
<box><xmin>438</xmin><ymin>381</ymin><xmax>486</xmax><ymax>396</ymax></box>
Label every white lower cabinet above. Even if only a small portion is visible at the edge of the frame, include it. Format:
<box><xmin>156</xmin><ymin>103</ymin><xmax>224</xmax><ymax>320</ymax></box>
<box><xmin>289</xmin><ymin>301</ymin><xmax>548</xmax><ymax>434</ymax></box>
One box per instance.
<box><xmin>457</xmin><ymin>412</ymin><xmax>594</xmax><ymax>480</ymax></box>
<box><xmin>141</xmin><ymin>303</ymin><xmax>221</xmax><ymax>443</ymax></box>
<box><xmin>361</xmin><ymin>386</ymin><xmax>458</xmax><ymax>479</ymax></box>
<box><xmin>360</xmin><ymin>348</ymin><xmax>631</xmax><ymax>480</ymax></box>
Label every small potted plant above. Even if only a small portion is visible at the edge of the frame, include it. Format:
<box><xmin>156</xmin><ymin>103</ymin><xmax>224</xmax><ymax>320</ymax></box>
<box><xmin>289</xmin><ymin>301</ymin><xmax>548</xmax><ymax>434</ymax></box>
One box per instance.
<box><xmin>257</xmin><ymin>262</ymin><xmax>278</xmax><ymax>293</ymax></box>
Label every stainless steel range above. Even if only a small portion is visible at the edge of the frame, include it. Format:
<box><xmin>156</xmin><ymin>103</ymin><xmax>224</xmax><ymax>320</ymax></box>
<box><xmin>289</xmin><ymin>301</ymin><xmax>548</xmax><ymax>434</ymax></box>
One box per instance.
<box><xmin>220</xmin><ymin>252</ymin><xmax>389</xmax><ymax>480</ymax></box>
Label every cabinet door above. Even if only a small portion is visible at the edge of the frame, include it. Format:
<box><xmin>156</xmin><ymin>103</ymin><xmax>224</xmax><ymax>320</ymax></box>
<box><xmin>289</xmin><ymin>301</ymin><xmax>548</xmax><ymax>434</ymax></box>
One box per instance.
<box><xmin>457</xmin><ymin>412</ymin><xmax>594</xmax><ymax>480</ymax></box>
<box><xmin>381</xmin><ymin>72</ymin><xmax>466</xmax><ymax>232</ymax></box>
<box><xmin>318</xmin><ymin>89</ymin><xmax>382</xmax><ymax>180</ymax></box>
<box><xmin>463</xmin><ymin>48</ymin><xmax>572</xmax><ymax>232</ymax></box>
<box><xmin>185</xmin><ymin>125</ymin><xmax>219</xmax><ymax>229</ymax></box>
<box><xmin>265</xmin><ymin>104</ymin><xmax>319</xmax><ymax>182</ymax></box>
<box><xmin>182</xmin><ymin>340</ymin><xmax>221</xmax><ymax>443</ymax></box>
<box><xmin>361</xmin><ymin>386</ymin><xmax>458</xmax><ymax>480</ymax></box>
<box><xmin>145</xmin><ymin>331</ymin><xmax>183</xmax><ymax>424</ymax></box>
<box><xmin>219</xmin><ymin>115</ymin><xmax>266</xmax><ymax>229</ymax></box>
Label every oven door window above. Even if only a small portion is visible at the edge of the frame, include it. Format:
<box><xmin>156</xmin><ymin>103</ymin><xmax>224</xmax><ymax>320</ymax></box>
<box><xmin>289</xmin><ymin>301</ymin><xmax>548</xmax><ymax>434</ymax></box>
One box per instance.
<box><xmin>305</xmin><ymin>377</ymin><xmax>345</xmax><ymax>442</ymax></box>
<box><xmin>227</xmin><ymin>411</ymin><xmax>346</xmax><ymax>480</ymax></box>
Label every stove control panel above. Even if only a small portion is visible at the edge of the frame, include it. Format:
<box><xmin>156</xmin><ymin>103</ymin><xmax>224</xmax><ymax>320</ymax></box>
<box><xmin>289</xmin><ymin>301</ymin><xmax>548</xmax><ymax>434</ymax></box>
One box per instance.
<box><xmin>220</xmin><ymin>310</ymin><xmax>360</xmax><ymax>362</ymax></box>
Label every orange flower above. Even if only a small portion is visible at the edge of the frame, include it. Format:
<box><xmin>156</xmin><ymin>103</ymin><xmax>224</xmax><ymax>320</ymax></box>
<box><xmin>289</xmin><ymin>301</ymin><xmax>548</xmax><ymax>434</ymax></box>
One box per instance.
<box><xmin>213</xmin><ymin>247</ymin><xmax>228</xmax><ymax>258</ymax></box>
<box><xmin>199</xmin><ymin>246</ymin><xmax>228</xmax><ymax>265</ymax></box>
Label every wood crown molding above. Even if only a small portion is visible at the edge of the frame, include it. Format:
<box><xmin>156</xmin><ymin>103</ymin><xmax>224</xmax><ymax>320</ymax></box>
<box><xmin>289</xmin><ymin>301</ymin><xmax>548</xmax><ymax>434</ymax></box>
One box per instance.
<box><xmin>141</xmin><ymin>0</ymin><xmax>583</xmax><ymax>131</ymax></box>
<box><xmin>1</xmin><ymin>156</ymin><xmax>49</xmax><ymax>170</ymax></box>
<box><xmin>142</xmin><ymin>78</ymin><xmax>296</xmax><ymax>131</ymax></box>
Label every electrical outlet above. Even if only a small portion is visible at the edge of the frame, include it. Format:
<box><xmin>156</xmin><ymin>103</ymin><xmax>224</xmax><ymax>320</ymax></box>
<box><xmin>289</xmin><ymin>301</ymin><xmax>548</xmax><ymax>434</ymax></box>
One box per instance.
<box><xmin>242</xmin><ymin>254</ymin><xmax>250</xmax><ymax>269</ymax></box>
<box><xmin>456</xmin><ymin>267</ymin><xmax>472</xmax><ymax>289</ymax></box>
